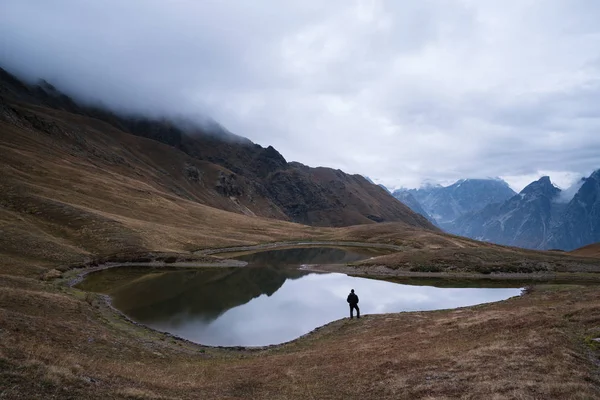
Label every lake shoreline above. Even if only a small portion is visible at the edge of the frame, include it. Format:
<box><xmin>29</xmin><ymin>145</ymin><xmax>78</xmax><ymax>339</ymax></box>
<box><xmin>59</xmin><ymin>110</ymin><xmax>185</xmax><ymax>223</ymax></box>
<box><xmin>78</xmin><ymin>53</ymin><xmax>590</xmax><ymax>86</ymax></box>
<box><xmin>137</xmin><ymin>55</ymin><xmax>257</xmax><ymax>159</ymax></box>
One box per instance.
<box><xmin>5</xmin><ymin>241</ymin><xmax>600</xmax><ymax>398</ymax></box>
<box><xmin>63</xmin><ymin>240</ymin><xmax>600</xmax><ymax>289</ymax></box>
<box><xmin>65</xmin><ymin>242</ymin><xmax>599</xmax><ymax>351</ymax></box>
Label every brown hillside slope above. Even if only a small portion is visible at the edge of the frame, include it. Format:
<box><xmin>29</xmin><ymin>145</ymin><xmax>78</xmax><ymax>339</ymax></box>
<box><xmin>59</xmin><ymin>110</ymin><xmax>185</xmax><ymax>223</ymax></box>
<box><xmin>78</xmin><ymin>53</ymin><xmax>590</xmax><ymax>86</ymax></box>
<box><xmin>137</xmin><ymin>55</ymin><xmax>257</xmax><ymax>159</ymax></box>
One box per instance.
<box><xmin>0</xmin><ymin>67</ymin><xmax>434</xmax><ymax>229</ymax></box>
<box><xmin>0</xmin><ymin>96</ymin><xmax>446</xmax><ymax>277</ymax></box>
<box><xmin>2</xmin><ymin>90</ymin><xmax>599</xmax><ymax>276</ymax></box>
<box><xmin>571</xmin><ymin>243</ymin><xmax>600</xmax><ymax>258</ymax></box>
<box><xmin>3</xmin><ymin>101</ymin><xmax>597</xmax><ymax>279</ymax></box>
<box><xmin>0</xmin><ymin>103</ymin><xmax>314</xmax><ymax>276</ymax></box>
<box><xmin>2</xmin><ymin>264</ymin><xmax>600</xmax><ymax>399</ymax></box>
<box><xmin>2</xmin><ymin>73</ymin><xmax>600</xmax><ymax>399</ymax></box>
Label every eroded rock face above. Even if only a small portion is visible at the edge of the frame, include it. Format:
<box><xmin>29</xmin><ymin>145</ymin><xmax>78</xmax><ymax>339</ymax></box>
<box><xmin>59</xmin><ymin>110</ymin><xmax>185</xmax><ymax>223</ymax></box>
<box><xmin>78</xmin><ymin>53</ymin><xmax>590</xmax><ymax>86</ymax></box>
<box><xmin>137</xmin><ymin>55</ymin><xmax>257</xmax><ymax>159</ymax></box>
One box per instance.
<box><xmin>263</xmin><ymin>168</ymin><xmax>338</xmax><ymax>224</ymax></box>
<box><xmin>184</xmin><ymin>164</ymin><xmax>202</xmax><ymax>183</ymax></box>
<box><xmin>253</xmin><ymin>145</ymin><xmax>288</xmax><ymax>178</ymax></box>
<box><xmin>263</xmin><ymin>166</ymin><xmax>432</xmax><ymax>228</ymax></box>
<box><xmin>215</xmin><ymin>171</ymin><xmax>243</xmax><ymax>197</ymax></box>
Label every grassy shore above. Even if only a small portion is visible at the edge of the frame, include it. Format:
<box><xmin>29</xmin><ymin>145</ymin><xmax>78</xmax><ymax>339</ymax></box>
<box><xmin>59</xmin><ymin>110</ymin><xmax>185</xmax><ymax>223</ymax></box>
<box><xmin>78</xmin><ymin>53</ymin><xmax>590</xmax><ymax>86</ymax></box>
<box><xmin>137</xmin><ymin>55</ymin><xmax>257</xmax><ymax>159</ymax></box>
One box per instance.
<box><xmin>2</xmin><ymin>269</ymin><xmax>600</xmax><ymax>399</ymax></box>
<box><xmin>3</xmin><ymin>226</ymin><xmax>600</xmax><ymax>399</ymax></box>
<box><xmin>3</xmin><ymin>116</ymin><xmax>600</xmax><ymax>397</ymax></box>
<box><xmin>3</xmin><ymin>72</ymin><xmax>600</xmax><ymax>398</ymax></box>
<box><xmin>2</xmin><ymin>238</ymin><xmax>600</xmax><ymax>399</ymax></box>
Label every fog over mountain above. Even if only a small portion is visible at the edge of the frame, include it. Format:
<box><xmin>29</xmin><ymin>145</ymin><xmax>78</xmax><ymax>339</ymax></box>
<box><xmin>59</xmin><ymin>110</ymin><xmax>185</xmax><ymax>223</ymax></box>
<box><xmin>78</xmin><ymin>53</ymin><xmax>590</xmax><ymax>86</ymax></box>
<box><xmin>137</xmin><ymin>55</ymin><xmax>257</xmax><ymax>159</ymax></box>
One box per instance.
<box><xmin>555</xmin><ymin>179</ymin><xmax>586</xmax><ymax>204</ymax></box>
<box><xmin>2</xmin><ymin>1</ymin><xmax>600</xmax><ymax>190</ymax></box>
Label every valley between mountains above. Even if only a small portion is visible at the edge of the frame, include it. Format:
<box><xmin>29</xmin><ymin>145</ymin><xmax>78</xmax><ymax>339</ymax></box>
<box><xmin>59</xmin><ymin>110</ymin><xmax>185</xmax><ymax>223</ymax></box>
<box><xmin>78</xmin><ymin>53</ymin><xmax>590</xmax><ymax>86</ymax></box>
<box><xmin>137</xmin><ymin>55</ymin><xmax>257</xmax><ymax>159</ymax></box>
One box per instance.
<box><xmin>2</xmin><ymin>68</ymin><xmax>600</xmax><ymax>399</ymax></box>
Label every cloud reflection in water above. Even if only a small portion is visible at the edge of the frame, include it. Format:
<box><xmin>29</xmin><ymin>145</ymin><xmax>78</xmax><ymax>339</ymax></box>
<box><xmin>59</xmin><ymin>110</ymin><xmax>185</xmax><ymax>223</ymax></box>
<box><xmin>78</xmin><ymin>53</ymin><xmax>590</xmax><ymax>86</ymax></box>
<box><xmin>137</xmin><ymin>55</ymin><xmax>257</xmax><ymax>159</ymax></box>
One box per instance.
<box><xmin>145</xmin><ymin>272</ymin><xmax>521</xmax><ymax>347</ymax></box>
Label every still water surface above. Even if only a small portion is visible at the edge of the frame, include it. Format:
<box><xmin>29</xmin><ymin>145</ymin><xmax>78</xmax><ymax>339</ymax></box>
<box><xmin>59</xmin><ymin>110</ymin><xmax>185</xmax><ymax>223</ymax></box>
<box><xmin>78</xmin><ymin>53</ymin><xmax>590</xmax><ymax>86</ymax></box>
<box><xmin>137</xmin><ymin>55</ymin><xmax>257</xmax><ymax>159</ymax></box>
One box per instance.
<box><xmin>78</xmin><ymin>247</ymin><xmax>522</xmax><ymax>347</ymax></box>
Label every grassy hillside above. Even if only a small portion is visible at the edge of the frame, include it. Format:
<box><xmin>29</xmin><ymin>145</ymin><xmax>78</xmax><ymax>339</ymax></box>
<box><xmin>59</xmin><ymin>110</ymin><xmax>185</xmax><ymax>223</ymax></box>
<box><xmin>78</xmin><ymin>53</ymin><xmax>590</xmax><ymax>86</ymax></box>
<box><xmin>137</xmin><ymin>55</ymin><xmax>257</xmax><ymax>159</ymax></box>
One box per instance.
<box><xmin>1</xmin><ymin>101</ymin><xmax>598</xmax><ymax>278</ymax></box>
<box><xmin>0</xmin><ymin>67</ymin><xmax>435</xmax><ymax>230</ymax></box>
<box><xmin>571</xmin><ymin>243</ymin><xmax>600</xmax><ymax>258</ymax></box>
<box><xmin>2</xmin><ymin>68</ymin><xmax>600</xmax><ymax>399</ymax></box>
<box><xmin>2</xmin><ymin>273</ymin><xmax>600</xmax><ymax>399</ymax></box>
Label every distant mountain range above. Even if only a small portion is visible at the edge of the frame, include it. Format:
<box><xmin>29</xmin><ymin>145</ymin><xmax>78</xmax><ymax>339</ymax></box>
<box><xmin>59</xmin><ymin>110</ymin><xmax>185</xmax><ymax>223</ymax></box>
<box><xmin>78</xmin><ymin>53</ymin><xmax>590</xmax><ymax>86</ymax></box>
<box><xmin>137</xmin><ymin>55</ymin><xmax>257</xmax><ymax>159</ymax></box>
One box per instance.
<box><xmin>391</xmin><ymin>191</ymin><xmax>437</xmax><ymax>225</ymax></box>
<box><xmin>362</xmin><ymin>176</ymin><xmax>391</xmax><ymax>194</ymax></box>
<box><xmin>392</xmin><ymin>173</ymin><xmax>600</xmax><ymax>250</ymax></box>
<box><xmin>393</xmin><ymin>179</ymin><xmax>516</xmax><ymax>228</ymax></box>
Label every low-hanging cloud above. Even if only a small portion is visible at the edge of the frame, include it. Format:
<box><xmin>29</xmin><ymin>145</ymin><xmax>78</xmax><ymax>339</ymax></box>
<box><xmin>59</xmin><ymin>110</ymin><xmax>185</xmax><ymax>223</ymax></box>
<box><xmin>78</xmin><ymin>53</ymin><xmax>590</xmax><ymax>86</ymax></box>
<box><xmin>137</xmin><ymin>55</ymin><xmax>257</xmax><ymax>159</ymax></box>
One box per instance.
<box><xmin>1</xmin><ymin>0</ymin><xmax>600</xmax><ymax>191</ymax></box>
<box><xmin>555</xmin><ymin>178</ymin><xmax>586</xmax><ymax>203</ymax></box>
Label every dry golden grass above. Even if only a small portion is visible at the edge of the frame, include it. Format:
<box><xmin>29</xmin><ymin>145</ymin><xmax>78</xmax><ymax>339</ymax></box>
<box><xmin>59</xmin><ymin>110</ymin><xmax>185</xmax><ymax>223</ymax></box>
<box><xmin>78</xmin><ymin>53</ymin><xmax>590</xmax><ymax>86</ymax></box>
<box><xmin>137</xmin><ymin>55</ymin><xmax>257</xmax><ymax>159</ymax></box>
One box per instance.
<box><xmin>572</xmin><ymin>243</ymin><xmax>600</xmax><ymax>258</ymax></box>
<box><xmin>353</xmin><ymin>244</ymin><xmax>600</xmax><ymax>275</ymax></box>
<box><xmin>3</xmin><ymin>94</ymin><xmax>600</xmax><ymax>399</ymax></box>
<box><xmin>0</xmin><ymin>116</ymin><xmax>330</xmax><ymax>278</ymax></box>
<box><xmin>2</xmin><ymin>107</ymin><xmax>598</xmax><ymax>280</ymax></box>
<box><xmin>2</xmin><ymin>279</ymin><xmax>600</xmax><ymax>399</ymax></box>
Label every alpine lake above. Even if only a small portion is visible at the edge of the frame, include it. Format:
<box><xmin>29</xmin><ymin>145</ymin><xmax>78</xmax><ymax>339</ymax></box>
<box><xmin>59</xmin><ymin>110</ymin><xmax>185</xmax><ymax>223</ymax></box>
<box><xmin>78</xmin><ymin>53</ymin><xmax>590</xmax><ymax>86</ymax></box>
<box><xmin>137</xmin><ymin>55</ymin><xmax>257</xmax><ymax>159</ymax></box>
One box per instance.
<box><xmin>76</xmin><ymin>247</ymin><xmax>523</xmax><ymax>347</ymax></box>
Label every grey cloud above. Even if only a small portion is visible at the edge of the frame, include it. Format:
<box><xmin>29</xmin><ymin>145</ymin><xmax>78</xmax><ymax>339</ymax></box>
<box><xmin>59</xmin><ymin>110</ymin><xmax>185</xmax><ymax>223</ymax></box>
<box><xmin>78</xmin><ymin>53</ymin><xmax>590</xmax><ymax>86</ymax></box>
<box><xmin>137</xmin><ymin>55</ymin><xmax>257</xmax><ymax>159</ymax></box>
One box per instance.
<box><xmin>1</xmin><ymin>0</ymin><xmax>600</xmax><ymax>191</ymax></box>
<box><xmin>555</xmin><ymin>178</ymin><xmax>586</xmax><ymax>203</ymax></box>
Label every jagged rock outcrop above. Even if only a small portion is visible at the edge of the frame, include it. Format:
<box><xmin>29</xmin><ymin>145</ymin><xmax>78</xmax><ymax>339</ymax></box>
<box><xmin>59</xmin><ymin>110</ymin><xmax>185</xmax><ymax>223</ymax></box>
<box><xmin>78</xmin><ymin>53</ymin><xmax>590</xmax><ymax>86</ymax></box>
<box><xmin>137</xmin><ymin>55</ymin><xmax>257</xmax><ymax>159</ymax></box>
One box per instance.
<box><xmin>215</xmin><ymin>171</ymin><xmax>243</xmax><ymax>197</ymax></box>
<box><xmin>264</xmin><ymin>165</ymin><xmax>431</xmax><ymax>227</ymax></box>
<box><xmin>184</xmin><ymin>163</ymin><xmax>203</xmax><ymax>183</ymax></box>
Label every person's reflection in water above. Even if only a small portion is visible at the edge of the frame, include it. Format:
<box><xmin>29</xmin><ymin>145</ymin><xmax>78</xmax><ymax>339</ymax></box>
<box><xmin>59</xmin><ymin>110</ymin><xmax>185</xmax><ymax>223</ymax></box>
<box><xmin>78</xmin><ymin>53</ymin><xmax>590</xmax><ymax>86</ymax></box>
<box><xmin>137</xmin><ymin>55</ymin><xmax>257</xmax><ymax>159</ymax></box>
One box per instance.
<box><xmin>347</xmin><ymin>289</ymin><xmax>360</xmax><ymax>319</ymax></box>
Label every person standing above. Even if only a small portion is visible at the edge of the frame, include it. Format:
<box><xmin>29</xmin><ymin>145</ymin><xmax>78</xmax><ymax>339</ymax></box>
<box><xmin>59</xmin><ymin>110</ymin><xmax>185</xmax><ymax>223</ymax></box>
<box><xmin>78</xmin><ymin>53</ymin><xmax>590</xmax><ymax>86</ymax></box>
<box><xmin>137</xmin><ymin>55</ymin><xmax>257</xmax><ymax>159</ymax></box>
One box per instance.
<box><xmin>347</xmin><ymin>289</ymin><xmax>360</xmax><ymax>319</ymax></box>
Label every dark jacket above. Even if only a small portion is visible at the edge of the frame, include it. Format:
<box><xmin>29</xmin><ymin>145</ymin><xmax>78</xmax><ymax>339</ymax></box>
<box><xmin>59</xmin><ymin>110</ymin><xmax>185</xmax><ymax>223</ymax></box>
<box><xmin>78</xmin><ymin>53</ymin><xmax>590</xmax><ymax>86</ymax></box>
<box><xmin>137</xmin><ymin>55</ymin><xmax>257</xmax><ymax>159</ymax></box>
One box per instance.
<box><xmin>347</xmin><ymin>293</ymin><xmax>359</xmax><ymax>305</ymax></box>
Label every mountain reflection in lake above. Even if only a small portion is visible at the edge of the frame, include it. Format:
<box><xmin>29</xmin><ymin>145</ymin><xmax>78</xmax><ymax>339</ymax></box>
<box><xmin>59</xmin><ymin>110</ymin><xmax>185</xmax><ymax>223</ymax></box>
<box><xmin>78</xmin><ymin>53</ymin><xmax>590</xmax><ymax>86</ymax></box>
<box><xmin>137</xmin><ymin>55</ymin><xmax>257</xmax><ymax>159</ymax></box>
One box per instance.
<box><xmin>78</xmin><ymin>249</ymin><xmax>522</xmax><ymax>347</ymax></box>
<box><xmin>231</xmin><ymin>246</ymin><xmax>390</xmax><ymax>266</ymax></box>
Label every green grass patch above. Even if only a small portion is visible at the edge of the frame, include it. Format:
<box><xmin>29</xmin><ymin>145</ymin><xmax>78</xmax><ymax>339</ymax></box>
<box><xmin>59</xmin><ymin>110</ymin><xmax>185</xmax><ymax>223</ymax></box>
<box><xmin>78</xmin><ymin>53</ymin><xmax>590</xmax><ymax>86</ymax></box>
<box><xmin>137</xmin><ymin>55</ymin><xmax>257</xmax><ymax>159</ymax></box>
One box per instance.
<box><xmin>584</xmin><ymin>335</ymin><xmax>600</xmax><ymax>351</ymax></box>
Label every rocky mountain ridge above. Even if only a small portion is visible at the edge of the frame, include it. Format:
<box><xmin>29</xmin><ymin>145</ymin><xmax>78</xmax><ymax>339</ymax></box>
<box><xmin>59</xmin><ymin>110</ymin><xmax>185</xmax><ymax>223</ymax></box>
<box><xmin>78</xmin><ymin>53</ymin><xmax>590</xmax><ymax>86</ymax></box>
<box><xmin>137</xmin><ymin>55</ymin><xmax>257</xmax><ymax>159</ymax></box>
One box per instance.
<box><xmin>393</xmin><ymin>178</ymin><xmax>516</xmax><ymax>229</ymax></box>
<box><xmin>0</xmin><ymin>66</ymin><xmax>434</xmax><ymax>230</ymax></box>
<box><xmin>391</xmin><ymin>173</ymin><xmax>600</xmax><ymax>250</ymax></box>
<box><xmin>391</xmin><ymin>191</ymin><xmax>437</xmax><ymax>225</ymax></box>
<box><xmin>452</xmin><ymin>173</ymin><xmax>600</xmax><ymax>250</ymax></box>
<box><xmin>545</xmin><ymin>170</ymin><xmax>600</xmax><ymax>250</ymax></box>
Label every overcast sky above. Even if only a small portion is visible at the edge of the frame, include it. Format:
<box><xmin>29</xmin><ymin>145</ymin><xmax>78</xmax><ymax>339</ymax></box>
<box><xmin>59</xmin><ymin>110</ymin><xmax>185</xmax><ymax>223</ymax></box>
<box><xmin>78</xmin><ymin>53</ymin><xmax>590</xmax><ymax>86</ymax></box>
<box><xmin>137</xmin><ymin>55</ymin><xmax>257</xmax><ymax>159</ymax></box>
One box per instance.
<box><xmin>2</xmin><ymin>0</ymin><xmax>600</xmax><ymax>191</ymax></box>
